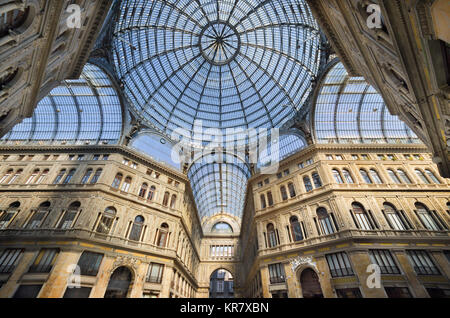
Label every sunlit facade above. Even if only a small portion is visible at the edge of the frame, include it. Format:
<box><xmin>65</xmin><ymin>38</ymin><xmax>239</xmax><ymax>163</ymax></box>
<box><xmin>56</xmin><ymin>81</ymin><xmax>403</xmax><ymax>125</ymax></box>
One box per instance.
<box><xmin>0</xmin><ymin>0</ymin><xmax>448</xmax><ymax>299</ymax></box>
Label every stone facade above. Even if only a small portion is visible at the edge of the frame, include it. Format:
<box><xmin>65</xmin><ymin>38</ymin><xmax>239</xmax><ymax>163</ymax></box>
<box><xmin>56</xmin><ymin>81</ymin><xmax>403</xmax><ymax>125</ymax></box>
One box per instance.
<box><xmin>239</xmin><ymin>143</ymin><xmax>450</xmax><ymax>298</ymax></box>
<box><xmin>0</xmin><ymin>143</ymin><xmax>449</xmax><ymax>298</ymax></box>
<box><xmin>0</xmin><ymin>0</ymin><xmax>112</xmax><ymax>138</ymax></box>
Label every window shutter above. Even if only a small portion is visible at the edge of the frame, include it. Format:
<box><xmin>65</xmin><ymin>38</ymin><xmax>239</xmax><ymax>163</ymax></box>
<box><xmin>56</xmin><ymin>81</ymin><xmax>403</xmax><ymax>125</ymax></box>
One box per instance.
<box><xmin>381</xmin><ymin>209</ymin><xmax>394</xmax><ymax>229</ymax></box>
<box><xmin>330</xmin><ymin>213</ymin><xmax>339</xmax><ymax>231</ymax></box>
<box><xmin>399</xmin><ymin>210</ymin><xmax>413</xmax><ymax>230</ymax></box>
<box><xmin>349</xmin><ymin>209</ymin><xmax>359</xmax><ymax>229</ymax></box>
<box><xmin>367</xmin><ymin>210</ymin><xmax>379</xmax><ymax>229</ymax></box>
<box><xmin>431</xmin><ymin>210</ymin><xmax>447</xmax><ymax>230</ymax></box>
<box><xmin>413</xmin><ymin>210</ymin><xmax>424</xmax><ymax>228</ymax></box>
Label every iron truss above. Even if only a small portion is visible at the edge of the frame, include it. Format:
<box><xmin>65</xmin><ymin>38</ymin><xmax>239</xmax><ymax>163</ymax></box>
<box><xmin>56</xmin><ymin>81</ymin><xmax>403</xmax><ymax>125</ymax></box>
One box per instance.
<box><xmin>1</xmin><ymin>64</ymin><xmax>123</xmax><ymax>146</ymax></box>
<box><xmin>313</xmin><ymin>62</ymin><xmax>420</xmax><ymax>144</ymax></box>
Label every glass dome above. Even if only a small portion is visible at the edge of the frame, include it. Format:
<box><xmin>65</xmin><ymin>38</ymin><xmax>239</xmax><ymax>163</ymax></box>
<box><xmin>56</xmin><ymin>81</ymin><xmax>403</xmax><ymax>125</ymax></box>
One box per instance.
<box><xmin>112</xmin><ymin>0</ymin><xmax>321</xmax><ymax>139</ymax></box>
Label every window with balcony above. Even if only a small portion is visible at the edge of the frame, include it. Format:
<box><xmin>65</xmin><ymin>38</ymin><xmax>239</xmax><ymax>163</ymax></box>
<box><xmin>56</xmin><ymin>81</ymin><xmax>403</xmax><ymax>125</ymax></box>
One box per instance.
<box><xmin>326</xmin><ymin>252</ymin><xmax>354</xmax><ymax>277</ymax></box>
<box><xmin>268</xmin><ymin>263</ymin><xmax>285</xmax><ymax>284</ymax></box>
<box><xmin>350</xmin><ymin>203</ymin><xmax>375</xmax><ymax>230</ymax></box>
<box><xmin>62</xmin><ymin>169</ymin><xmax>76</xmax><ymax>184</ymax></box>
<box><xmin>317</xmin><ymin>208</ymin><xmax>336</xmax><ymax>235</ymax></box>
<box><xmin>303</xmin><ymin>176</ymin><xmax>313</xmax><ymax>192</ymax></box>
<box><xmin>129</xmin><ymin>216</ymin><xmax>145</xmax><ymax>241</ymax></box>
<box><xmin>111</xmin><ymin>173</ymin><xmax>123</xmax><ymax>189</ymax></box>
<box><xmin>120</xmin><ymin>176</ymin><xmax>132</xmax><ymax>192</ymax></box>
<box><xmin>280</xmin><ymin>185</ymin><xmax>288</xmax><ymax>201</ymax></box>
<box><xmin>28</xmin><ymin>249</ymin><xmax>59</xmax><ymax>273</ymax></box>
<box><xmin>90</xmin><ymin>169</ymin><xmax>102</xmax><ymax>184</ymax></box>
<box><xmin>0</xmin><ymin>201</ymin><xmax>20</xmax><ymax>229</ymax></box>
<box><xmin>332</xmin><ymin>169</ymin><xmax>344</xmax><ymax>184</ymax></box>
<box><xmin>26</xmin><ymin>201</ymin><xmax>51</xmax><ymax>229</ymax></box>
<box><xmin>369</xmin><ymin>250</ymin><xmax>400</xmax><ymax>274</ymax></box>
<box><xmin>53</xmin><ymin>169</ymin><xmax>66</xmax><ymax>184</ymax></box>
<box><xmin>289</xmin><ymin>216</ymin><xmax>303</xmax><ymax>242</ymax></box>
<box><xmin>81</xmin><ymin>169</ymin><xmax>93</xmax><ymax>184</ymax></box>
<box><xmin>57</xmin><ymin>201</ymin><xmax>80</xmax><ymax>229</ymax></box>
<box><xmin>95</xmin><ymin>207</ymin><xmax>116</xmax><ymax>235</ymax></box>
<box><xmin>77</xmin><ymin>251</ymin><xmax>103</xmax><ymax>276</ymax></box>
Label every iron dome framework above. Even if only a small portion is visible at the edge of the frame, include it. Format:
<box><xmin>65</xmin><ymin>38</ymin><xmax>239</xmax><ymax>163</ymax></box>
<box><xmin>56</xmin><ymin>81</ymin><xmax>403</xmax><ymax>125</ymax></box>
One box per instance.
<box><xmin>1</xmin><ymin>63</ymin><xmax>123</xmax><ymax>145</ymax></box>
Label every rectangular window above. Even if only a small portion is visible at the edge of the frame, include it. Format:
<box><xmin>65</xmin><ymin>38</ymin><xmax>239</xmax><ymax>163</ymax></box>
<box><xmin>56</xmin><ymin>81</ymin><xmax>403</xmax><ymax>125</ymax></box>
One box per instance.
<box><xmin>93</xmin><ymin>155</ymin><xmax>100</xmax><ymax>161</ymax></box>
<box><xmin>13</xmin><ymin>285</ymin><xmax>42</xmax><ymax>298</ymax></box>
<box><xmin>102</xmin><ymin>155</ymin><xmax>109</xmax><ymax>160</ymax></box>
<box><xmin>351</xmin><ymin>155</ymin><xmax>359</xmax><ymax>160</ymax></box>
<box><xmin>77</xmin><ymin>252</ymin><xmax>103</xmax><ymax>276</ymax></box>
<box><xmin>336</xmin><ymin>288</ymin><xmax>362</xmax><ymax>298</ymax></box>
<box><xmin>306</xmin><ymin>158</ymin><xmax>314</xmax><ymax>165</ymax></box>
<box><xmin>146</xmin><ymin>263</ymin><xmax>164</xmax><ymax>284</ymax></box>
<box><xmin>385</xmin><ymin>287</ymin><xmax>412</xmax><ymax>298</ymax></box>
<box><xmin>264</xmin><ymin>178</ymin><xmax>269</xmax><ymax>185</ymax></box>
<box><xmin>63</xmin><ymin>287</ymin><xmax>92</xmax><ymax>298</ymax></box>
<box><xmin>326</xmin><ymin>252</ymin><xmax>354</xmax><ymax>277</ymax></box>
<box><xmin>361</xmin><ymin>154</ymin><xmax>369</xmax><ymax>160</ymax></box>
<box><xmin>77</xmin><ymin>155</ymin><xmax>85</xmax><ymax>161</ymax></box>
<box><xmin>426</xmin><ymin>288</ymin><xmax>450</xmax><ymax>298</ymax></box>
<box><xmin>368</xmin><ymin>250</ymin><xmax>400</xmax><ymax>274</ymax></box>
<box><xmin>406</xmin><ymin>250</ymin><xmax>440</xmax><ymax>275</ymax></box>
<box><xmin>326</xmin><ymin>154</ymin><xmax>333</xmax><ymax>160</ymax></box>
<box><xmin>29</xmin><ymin>249</ymin><xmax>59</xmax><ymax>273</ymax></box>
<box><xmin>283</xmin><ymin>169</ymin><xmax>290</xmax><ymax>176</ymax></box>
<box><xmin>268</xmin><ymin>263</ymin><xmax>285</xmax><ymax>284</ymax></box>
<box><xmin>0</xmin><ymin>249</ymin><xmax>23</xmax><ymax>273</ymax></box>
<box><xmin>276</xmin><ymin>172</ymin><xmax>282</xmax><ymax>179</ymax></box>
<box><xmin>298</xmin><ymin>162</ymin><xmax>304</xmax><ymax>169</ymax></box>
<box><xmin>335</xmin><ymin>155</ymin><xmax>343</xmax><ymax>160</ymax></box>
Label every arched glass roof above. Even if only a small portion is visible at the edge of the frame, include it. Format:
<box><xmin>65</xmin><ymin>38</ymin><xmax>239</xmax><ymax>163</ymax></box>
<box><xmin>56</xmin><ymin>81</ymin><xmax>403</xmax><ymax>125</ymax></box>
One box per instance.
<box><xmin>187</xmin><ymin>153</ymin><xmax>251</xmax><ymax>222</ymax></box>
<box><xmin>314</xmin><ymin>62</ymin><xmax>420</xmax><ymax>144</ymax></box>
<box><xmin>1</xmin><ymin>63</ymin><xmax>123</xmax><ymax>145</ymax></box>
<box><xmin>112</xmin><ymin>0</ymin><xmax>321</xmax><ymax>138</ymax></box>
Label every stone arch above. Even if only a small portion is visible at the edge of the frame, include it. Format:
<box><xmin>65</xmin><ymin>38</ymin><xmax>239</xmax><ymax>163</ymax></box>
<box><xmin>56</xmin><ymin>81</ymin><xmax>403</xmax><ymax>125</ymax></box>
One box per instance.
<box><xmin>209</xmin><ymin>267</ymin><xmax>234</xmax><ymax>298</ymax></box>
<box><xmin>104</xmin><ymin>265</ymin><xmax>135</xmax><ymax>298</ymax></box>
<box><xmin>296</xmin><ymin>266</ymin><xmax>324</xmax><ymax>298</ymax></box>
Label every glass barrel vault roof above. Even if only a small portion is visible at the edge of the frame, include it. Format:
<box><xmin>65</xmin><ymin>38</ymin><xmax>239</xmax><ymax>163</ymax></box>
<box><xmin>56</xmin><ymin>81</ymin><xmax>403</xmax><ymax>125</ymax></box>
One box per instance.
<box><xmin>1</xmin><ymin>64</ymin><xmax>123</xmax><ymax>145</ymax></box>
<box><xmin>314</xmin><ymin>62</ymin><xmax>420</xmax><ymax>144</ymax></box>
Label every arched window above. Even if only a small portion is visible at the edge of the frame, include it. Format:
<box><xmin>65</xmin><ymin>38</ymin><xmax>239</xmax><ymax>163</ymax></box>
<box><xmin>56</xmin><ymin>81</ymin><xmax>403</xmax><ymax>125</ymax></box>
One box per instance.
<box><xmin>211</xmin><ymin>222</ymin><xmax>233</xmax><ymax>233</ymax></box>
<box><xmin>342</xmin><ymin>169</ymin><xmax>354</xmax><ymax>184</ymax></box>
<box><xmin>81</xmin><ymin>169</ymin><xmax>93</xmax><ymax>184</ymax></box>
<box><xmin>57</xmin><ymin>202</ymin><xmax>80</xmax><ymax>229</ymax></box>
<box><xmin>90</xmin><ymin>169</ymin><xmax>102</xmax><ymax>184</ymax></box>
<box><xmin>351</xmin><ymin>203</ymin><xmax>374</xmax><ymax>230</ymax></box>
<box><xmin>62</xmin><ymin>169</ymin><xmax>76</xmax><ymax>184</ymax></box>
<box><xmin>425</xmin><ymin>170</ymin><xmax>440</xmax><ymax>184</ymax></box>
<box><xmin>0</xmin><ymin>201</ymin><xmax>20</xmax><ymax>229</ymax></box>
<box><xmin>8</xmin><ymin>169</ymin><xmax>22</xmax><ymax>184</ymax></box>
<box><xmin>25</xmin><ymin>169</ymin><xmax>40</xmax><ymax>184</ymax></box>
<box><xmin>129</xmin><ymin>215</ymin><xmax>145</xmax><ymax>241</ymax></box>
<box><xmin>138</xmin><ymin>183</ymin><xmax>148</xmax><ymax>198</ymax></box>
<box><xmin>312</xmin><ymin>172</ymin><xmax>322</xmax><ymax>188</ymax></box>
<box><xmin>104</xmin><ymin>266</ymin><xmax>132</xmax><ymax>298</ymax></box>
<box><xmin>369</xmin><ymin>169</ymin><xmax>383</xmax><ymax>184</ymax></box>
<box><xmin>120</xmin><ymin>176</ymin><xmax>132</xmax><ymax>192</ymax></box>
<box><xmin>27</xmin><ymin>201</ymin><xmax>51</xmax><ymax>229</ymax></box>
<box><xmin>157</xmin><ymin>223</ymin><xmax>169</xmax><ymax>247</ymax></box>
<box><xmin>303</xmin><ymin>176</ymin><xmax>313</xmax><ymax>192</ymax></box>
<box><xmin>162</xmin><ymin>192</ymin><xmax>170</xmax><ymax>206</ymax></box>
<box><xmin>260</xmin><ymin>194</ymin><xmax>266</xmax><ymax>209</ymax></box>
<box><xmin>415</xmin><ymin>203</ymin><xmax>442</xmax><ymax>231</ymax></box>
<box><xmin>397</xmin><ymin>169</ymin><xmax>412</xmax><ymax>184</ymax></box>
<box><xmin>360</xmin><ymin>169</ymin><xmax>372</xmax><ymax>184</ymax></box>
<box><xmin>147</xmin><ymin>185</ymin><xmax>156</xmax><ymax>201</ymax></box>
<box><xmin>415</xmin><ymin>169</ymin><xmax>430</xmax><ymax>184</ymax></box>
<box><xmin>0</xmin><ymin>169</ymin><xmax>13</xmax><ymax>184</ymax></box>
<box><xmin>332</xmin><ymin>169</ymin><xmax>344</xmax><ymax>184</ymax></box>
<box><xmin>111</xmin><ymin>173</ymin><xmax>123</xmax><ymax>188</ymax></box>
<box><xmin>267</xmin><ymin>191</ymin><xmax>274</xmax><ymax>206</ymax></box>
<box><xmin>280</xmin><ymin>186</ymin><xmax>288</xmax><ymax>201</ymax></box>
<box><xmin>317</xmin><ymin>208</ymin><xmax>335</xmax><ymax>235</ymax></box>
<box><xmin>36</xmin><ymin>169</ymin><xmax>49</xmax><ymax>184</ymax></box>
<box><xmin>289</xmin><ymin>216</ymin><xmax>303</xmax><ymax>242</ymax></box>
<box><xmin>383</xmin><ymin>203</ymin><xmax>407</xmax><ymax>231</ymax></box>
<box><xmin>53</xmin><ymin>169</ymin><xmax>66</xmax><ymax>184</ymax></box>
<box><xmin>288</xmin><ymin>182</ymin><xmax>296</xmax><ymax>198</ymax></box>
<box><xmin>387</xmin><ymin>169</ymin><xmax>401</xmax><ymax>184</ymax></box>
<box><xmin>170</xmin><ymin>194</ymin><xmax>177</xmax><ymax>209</ymax></box>
<box><xmin>0</xmin><ymin>6</ymin><xmax>30</xmax><ymax>38</ymax></box>
<box><xmin>267</xmin><ymin>223</ymin><xmax>278</xmax><ymax>248</ymax></box>
<box><xmin>96</xmin><ymin>207</ymin><xmax>116</xmax><ymax>234</ymax></box>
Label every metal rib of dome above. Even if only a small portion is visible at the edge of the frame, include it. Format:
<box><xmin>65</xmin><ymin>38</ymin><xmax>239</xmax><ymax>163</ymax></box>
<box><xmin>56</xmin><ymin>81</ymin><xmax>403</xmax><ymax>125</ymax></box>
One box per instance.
<box><xmin>112</xmin><ymin>0</ymin><xmax>321</xmax><ymax>137</ymax></box>
<box><xmin>313</xmin><ymin>62</ymin><xmax>420</xmax><ymax>144</ymax></box>
<box><xmin>1</xmin><ymin>63</ymin><xmax>123</xmax><ymax>145</ymax></box>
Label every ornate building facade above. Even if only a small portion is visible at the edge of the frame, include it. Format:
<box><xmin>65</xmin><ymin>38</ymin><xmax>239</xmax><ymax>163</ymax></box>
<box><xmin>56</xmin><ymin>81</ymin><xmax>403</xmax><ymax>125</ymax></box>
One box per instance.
<box><xmin>0</xmin><ymin>0</ymin><xmax>449</xmax><ymax>299</ymax></box>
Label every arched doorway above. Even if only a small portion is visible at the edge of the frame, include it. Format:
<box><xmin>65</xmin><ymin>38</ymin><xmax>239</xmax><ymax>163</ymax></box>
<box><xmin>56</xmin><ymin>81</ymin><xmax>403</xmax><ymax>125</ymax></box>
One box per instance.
<box><xmin>104</xmin><ymin>266</ymin><xmax>133</xmax><ymax>298</ymax></box>
<box><xmin>209</xmin><ymin>269</ymin><xmax>234</xmax><ymax>298</ymax></box>
<box><xmin>300</xmin><ymin>268</ymin><xmax>323</xmax><ymax>298</ymax></box>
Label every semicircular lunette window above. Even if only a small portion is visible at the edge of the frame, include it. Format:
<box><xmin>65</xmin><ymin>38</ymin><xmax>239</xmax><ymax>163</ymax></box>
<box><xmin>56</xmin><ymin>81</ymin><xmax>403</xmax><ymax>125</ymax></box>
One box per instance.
<box><xmin>314</xmin><ymin>62</ymin><xmax>420</xmax><ymax>144</ymax></box>
<box><xmin>112</xmin><ymin>0</ymin><xmax>321</xmax><ymax>138</ymax></box>
<box><xmin>1</xmin><ymin>63</ymin><xmax>123</xmax><ymax>145</ymax></box>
